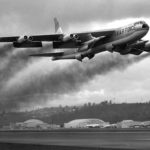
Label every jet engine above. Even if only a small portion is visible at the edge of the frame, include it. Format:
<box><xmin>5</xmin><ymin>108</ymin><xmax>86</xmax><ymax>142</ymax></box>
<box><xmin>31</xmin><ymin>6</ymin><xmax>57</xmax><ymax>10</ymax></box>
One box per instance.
<box><xmin>70</xmin><ymin>34</ymin><xmax>79</xmax><ymax>40</ymax></box>
<box><xmin>59</xmin><ymin>35</ymin><xmax>71</xmax><ymax>42</ymax></box>
<box><xmin>14</xmin><ymin>35</ymin><xmax>42</xmax><ymax>48</ymax></box>
<box><xmin>17</xmin><ymin>35</ymin><xmax>28</xmax><ymax>43</ymax></box>
<box><xmin>58</xmin><ymin>34</ymin><xmax>79</xmax><ymax>42</ymax></box>
<box><xmin>17</xmin><ymin>35</ymin><xmax>33</xmax><ymax>43</ymax></box>
<box><xmin>75</xmin><ymin>53</ymin><xmax>83</xmax><ymax>61</ymax></box>
<box><xmin>70</xmin><ymin>34</ymin><xmax>80</xmax><ymax>42</ymax></box>
<box><xmin>129</xmin><ymin>40</ymin><xmax>148</xmax><ymax>48</ymax></box>
<box><xmin>28</xmin><ymin>36</ymin><xmax>33</xmax><ymax>41</ymax></box>
<box><xmin>144</xmin><ymin>41</ymin><xmax>150</xmax><ymax>52</ymax></box>
<box><xmin>77</xmin><ymin>38</ymin><xmax>99</xmax><ymax>53</ymax></box>
<box><xmin>75</xmin><ymin>49</ymin><xmax>93</xmax><ymax>61</ymax></box>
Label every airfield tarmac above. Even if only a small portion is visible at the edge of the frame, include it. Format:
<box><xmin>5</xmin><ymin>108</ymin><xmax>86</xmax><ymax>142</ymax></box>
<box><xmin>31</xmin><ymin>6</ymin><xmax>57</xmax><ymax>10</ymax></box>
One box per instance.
<box><xmin>0</xmin><ymin>129</ymin><xmax>150</xmax><ymax>150</ymax></box>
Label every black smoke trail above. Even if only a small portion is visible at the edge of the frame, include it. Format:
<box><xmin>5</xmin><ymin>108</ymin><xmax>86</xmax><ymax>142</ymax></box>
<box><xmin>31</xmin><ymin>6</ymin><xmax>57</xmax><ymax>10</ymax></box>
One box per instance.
<box><xmin>0</xmin><ymin>52</ymin><xmax>149</xmax><ymax>111</ymax></box>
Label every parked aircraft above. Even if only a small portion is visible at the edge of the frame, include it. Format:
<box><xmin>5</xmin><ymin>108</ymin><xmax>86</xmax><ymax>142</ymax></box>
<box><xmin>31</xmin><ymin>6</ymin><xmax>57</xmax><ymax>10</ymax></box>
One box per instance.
<box><xmin>0</xmin><ymin>18</ymin><xmax>149</xmax><ymax>61</ymax></box>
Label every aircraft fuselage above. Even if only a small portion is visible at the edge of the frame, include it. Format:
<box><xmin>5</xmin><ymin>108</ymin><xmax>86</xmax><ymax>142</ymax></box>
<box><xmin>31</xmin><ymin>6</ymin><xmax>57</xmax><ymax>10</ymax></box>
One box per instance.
<box><xmin>92</xmin><ymin>21</ymin><xmax>149</xmax><ymax>54</ymax></box>
<box><xmin>1</xmin><ymin>18</ymin><xmax>149</xmax><ymax>61</ymax></box>
<box><xmin>53</xmin><ymin>21</ymin><xmax>149</xmax><ymax>61</ymax></box>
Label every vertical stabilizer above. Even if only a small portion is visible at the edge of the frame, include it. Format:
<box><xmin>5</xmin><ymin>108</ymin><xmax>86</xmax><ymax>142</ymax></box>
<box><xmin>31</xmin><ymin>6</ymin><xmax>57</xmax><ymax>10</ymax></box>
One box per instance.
<box><xmin>54</xmin><ymin>17</ymin><xmax>63</xmax><ymax>34</ymax></box>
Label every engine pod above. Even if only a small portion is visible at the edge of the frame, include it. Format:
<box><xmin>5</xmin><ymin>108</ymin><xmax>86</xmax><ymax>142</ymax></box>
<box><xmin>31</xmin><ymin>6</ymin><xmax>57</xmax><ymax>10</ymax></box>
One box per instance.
<box><xmin>13</xmin><ymin>41</ymin><xmax>42</xmax><ymax>48</ymax></box>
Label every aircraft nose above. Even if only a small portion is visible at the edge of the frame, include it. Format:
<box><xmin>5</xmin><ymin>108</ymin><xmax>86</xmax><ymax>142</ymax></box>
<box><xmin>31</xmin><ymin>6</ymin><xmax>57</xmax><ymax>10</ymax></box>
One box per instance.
<box><xmin>142</xmin><ymin>23</ymin><xmax>149</xmax><ymax>30</ymax></box>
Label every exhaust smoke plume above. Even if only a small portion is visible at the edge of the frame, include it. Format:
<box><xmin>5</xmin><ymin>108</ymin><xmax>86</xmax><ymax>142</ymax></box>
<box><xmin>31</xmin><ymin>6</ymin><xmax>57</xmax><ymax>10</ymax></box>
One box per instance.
<box><xmin>0</xmin><ymin>43</ymin><xmax>52</xmax><ymax>89</ymax></box>
<box><xmin>0</xmin><ymin>46</ymin><xmax>149</xmax><ymax>111</ymax></box>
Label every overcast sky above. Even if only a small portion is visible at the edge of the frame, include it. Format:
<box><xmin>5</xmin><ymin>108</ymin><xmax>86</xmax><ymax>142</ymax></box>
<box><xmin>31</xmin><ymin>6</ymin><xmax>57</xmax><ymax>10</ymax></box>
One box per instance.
<box><xmin>0</xmin><ymin>0</ymin><xmax>150</xmax><ymax>111</ymax></box>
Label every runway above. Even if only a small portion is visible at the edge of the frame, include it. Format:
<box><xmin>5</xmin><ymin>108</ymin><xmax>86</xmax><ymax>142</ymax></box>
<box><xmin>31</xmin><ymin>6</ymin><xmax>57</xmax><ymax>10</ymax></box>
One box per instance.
<box><xmin>0</xmin><ymin>129</ymin><xmax>150</xmax><ymax>150</ymax></box>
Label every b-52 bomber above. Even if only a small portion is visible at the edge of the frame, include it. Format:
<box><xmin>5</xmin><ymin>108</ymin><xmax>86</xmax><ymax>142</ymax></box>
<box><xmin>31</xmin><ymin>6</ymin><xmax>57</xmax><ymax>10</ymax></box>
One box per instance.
<box><xmin>0</xmin><ymin>18</ymin><xmax>149</xmax><ymax>61</ymax></box>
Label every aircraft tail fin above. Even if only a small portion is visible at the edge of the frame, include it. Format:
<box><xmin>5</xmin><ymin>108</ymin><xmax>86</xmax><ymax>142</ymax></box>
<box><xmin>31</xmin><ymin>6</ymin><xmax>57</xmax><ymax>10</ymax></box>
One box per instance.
<box><xmin>54</xmin><ymin>17</ymin><xmax>63</xmax><ymax>34</ymax></box>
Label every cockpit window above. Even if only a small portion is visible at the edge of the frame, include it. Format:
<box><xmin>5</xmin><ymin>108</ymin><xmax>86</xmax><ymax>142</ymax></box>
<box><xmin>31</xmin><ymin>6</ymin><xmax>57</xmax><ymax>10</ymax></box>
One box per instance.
<box><xmin>134</xmin><ymin>21</ymin><xmax>145</xmax><ymax>26</ymax></box>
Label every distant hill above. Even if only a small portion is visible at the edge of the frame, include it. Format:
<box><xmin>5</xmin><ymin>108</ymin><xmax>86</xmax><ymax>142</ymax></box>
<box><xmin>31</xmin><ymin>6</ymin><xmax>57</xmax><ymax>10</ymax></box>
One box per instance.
<box><xmin>1</xmin><ymin>101</ymin><xmax>150</xmax><ymax>126</ymax></box>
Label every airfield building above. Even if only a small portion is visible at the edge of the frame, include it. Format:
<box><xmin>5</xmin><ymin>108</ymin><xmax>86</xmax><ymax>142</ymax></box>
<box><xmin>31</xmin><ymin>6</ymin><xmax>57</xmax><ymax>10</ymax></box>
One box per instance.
<box><xmin>64</xmin><ymin>118</ymin><xmax>109</xmax><ymax>128</ymax></box>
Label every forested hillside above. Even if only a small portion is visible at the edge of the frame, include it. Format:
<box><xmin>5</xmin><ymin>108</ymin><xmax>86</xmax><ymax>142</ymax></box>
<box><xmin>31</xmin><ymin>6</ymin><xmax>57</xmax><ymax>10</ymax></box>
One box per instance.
<box><xmin>1</xmin><ymin>101</ymin><xmax>150</xmax><ymax>126</ymax></box>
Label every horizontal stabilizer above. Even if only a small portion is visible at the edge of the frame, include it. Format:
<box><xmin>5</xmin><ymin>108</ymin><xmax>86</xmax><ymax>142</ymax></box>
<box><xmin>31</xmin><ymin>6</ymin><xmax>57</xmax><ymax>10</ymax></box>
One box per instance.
<box><xmin>29</xmin><ymin>52</ymin><xmax>64</xmax><ymax>57</ymax></box>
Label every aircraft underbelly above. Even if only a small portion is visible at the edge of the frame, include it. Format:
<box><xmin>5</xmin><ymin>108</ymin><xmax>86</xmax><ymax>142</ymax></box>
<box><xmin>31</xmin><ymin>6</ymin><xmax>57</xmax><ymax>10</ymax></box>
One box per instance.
<box><xmin>92</xmin><ymin>30</ymin><xmax>147</xmax><ymax>54</ymax></box>
<box><xmin>113</xmin><ymin>32</ymin><xmax>142</xmax><ymax>46</ymax></box>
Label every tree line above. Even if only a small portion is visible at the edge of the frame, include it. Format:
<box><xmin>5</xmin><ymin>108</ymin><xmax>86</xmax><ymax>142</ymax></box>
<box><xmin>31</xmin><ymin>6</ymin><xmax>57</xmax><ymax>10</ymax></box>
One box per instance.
<box><xmin>1</xmin><ymin>101</ymin><xmax>150</xmax><ymax>126</ymax></box>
